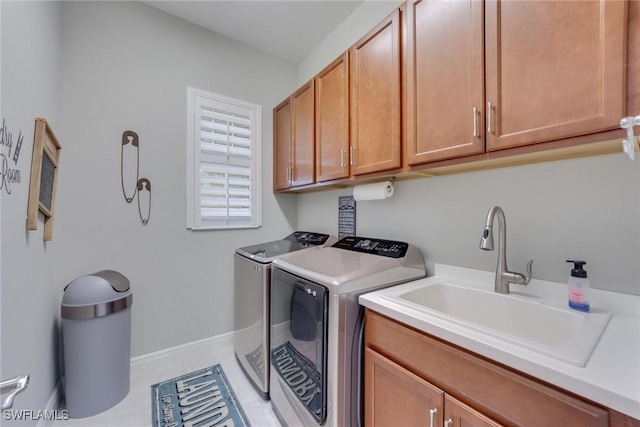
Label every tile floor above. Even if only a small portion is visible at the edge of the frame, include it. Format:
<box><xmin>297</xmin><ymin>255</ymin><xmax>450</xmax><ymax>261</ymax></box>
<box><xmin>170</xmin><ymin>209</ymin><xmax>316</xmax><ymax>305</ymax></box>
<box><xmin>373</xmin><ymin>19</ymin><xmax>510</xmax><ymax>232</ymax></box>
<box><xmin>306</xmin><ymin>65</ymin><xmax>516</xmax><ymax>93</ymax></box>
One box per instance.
<box><xmin>53</xmin><ymin>346</ymin><xmax>281</xmax><ymax>427</ymax></box>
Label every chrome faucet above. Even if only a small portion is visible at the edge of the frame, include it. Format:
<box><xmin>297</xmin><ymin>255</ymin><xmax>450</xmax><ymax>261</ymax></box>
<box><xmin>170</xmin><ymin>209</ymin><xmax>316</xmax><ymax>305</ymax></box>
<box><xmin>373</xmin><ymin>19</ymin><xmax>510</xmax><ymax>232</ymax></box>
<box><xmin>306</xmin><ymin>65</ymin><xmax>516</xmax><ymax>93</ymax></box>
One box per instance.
<box><xmin>479</xmin><ymin>206</ymin><xmax>533</xmax><ymax>294</ymax></box>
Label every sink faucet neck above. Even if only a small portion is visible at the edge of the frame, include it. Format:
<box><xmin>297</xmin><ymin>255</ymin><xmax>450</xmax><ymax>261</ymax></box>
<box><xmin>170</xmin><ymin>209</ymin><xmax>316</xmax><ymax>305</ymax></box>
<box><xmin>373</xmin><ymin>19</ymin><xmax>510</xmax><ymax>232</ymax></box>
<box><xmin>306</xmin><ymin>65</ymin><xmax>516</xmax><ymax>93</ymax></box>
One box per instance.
<box><xmin>479</xmin><ymin>206</ymin><xmax>533</xmax><ymax>294</ymax></box>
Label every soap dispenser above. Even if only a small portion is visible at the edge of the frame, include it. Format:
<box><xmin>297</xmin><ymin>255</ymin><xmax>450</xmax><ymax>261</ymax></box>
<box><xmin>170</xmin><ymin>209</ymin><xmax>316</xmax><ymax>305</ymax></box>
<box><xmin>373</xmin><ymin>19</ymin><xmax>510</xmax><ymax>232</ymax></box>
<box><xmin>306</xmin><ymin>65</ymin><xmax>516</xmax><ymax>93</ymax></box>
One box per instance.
<box><xmin>567</xmin><ymin>260</ymin><xmax>590</xmax><ymax>312</ymax></box>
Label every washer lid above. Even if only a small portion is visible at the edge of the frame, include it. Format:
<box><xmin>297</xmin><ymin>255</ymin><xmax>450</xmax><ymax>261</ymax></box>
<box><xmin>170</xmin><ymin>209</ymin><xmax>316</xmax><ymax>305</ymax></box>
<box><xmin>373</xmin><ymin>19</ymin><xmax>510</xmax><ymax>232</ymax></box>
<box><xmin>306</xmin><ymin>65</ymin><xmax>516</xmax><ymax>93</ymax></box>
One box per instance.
<box><xmin>272</xmin><ymin>237</ymin><xmax>426</xmax><ymax>295</ymax></box>
<box><xmin>235</xmin><ymin>231</ymin><xmax>334</xmax><ymax>263</ymax></box>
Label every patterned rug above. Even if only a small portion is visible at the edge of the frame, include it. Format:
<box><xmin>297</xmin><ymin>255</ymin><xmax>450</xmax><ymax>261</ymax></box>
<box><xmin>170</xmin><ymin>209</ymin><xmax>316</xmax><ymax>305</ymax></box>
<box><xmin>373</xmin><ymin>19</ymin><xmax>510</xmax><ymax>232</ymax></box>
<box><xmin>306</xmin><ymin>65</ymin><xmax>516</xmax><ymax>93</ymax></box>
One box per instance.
<box><xmin>151</xmin><ymin>364</ymin><xmax>251</xmax><ymax>427</ymax></box>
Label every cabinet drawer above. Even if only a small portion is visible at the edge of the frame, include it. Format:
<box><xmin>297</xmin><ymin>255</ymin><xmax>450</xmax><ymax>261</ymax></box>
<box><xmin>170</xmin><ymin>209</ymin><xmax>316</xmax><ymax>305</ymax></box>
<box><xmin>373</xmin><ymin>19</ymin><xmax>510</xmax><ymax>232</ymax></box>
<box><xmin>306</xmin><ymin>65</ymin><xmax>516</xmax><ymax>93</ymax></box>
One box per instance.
<box><xmin>365</xmin><ymin>310</ymin><xmax>608</xmax><ymax>427</ymax></box>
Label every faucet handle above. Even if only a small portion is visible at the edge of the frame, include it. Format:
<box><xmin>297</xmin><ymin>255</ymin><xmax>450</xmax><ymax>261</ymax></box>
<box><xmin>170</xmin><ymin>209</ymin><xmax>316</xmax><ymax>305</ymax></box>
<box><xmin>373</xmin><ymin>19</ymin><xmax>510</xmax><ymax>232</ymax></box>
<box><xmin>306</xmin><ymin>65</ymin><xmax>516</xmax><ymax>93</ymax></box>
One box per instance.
<box><xmin>523</xmin><ymin>260</ymin><xmax>534</xmax><ymax>285</ymax></box>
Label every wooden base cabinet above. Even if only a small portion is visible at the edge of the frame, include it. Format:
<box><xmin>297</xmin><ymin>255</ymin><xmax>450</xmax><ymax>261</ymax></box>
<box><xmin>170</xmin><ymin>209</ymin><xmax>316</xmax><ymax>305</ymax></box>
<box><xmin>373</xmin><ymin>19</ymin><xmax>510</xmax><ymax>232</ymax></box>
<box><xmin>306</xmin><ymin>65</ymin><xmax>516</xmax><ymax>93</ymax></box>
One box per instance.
<box><xmin>365</xmin><ymin>347</ymin><xmax>503</xmax><ymax>427</ymax></box>
<box><xmin>445</xmin><ymin>395</ymin><xmax>504</xmax><ymax>427</ymax></box>
<box><xmin>364</xmin><ymin>309</ymin><xmax>640</xmax><ymax>427</ymax></box>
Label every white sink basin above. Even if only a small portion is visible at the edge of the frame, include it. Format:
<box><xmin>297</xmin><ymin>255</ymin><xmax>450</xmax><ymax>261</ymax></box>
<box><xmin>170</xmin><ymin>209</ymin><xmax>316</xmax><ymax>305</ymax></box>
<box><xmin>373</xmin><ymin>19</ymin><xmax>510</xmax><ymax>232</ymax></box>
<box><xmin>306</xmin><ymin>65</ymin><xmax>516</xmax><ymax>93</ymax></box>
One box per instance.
<box><xmin>381</xmin><ymin>282</ymin><xmax>611</xmax><ymax>366</ymax></box>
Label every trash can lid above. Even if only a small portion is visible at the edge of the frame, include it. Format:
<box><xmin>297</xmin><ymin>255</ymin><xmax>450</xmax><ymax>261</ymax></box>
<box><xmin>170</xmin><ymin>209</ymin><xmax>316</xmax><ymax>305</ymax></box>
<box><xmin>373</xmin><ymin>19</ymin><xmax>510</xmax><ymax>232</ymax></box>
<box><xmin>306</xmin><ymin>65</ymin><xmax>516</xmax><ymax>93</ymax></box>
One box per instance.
<box><xmin>62</xmin><ymin>270</ymin><xmax>130</xmax><ymax>306</ymax></box>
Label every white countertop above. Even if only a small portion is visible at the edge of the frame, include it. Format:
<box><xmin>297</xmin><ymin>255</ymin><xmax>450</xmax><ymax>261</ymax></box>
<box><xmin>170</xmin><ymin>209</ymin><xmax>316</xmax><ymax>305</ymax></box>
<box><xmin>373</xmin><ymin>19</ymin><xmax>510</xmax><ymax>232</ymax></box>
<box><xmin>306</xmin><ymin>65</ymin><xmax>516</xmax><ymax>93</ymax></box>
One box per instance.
<box><xmin>359</xmin><ymin>264</ymin><xmax>640</xmax><ymax>420</ymax></box>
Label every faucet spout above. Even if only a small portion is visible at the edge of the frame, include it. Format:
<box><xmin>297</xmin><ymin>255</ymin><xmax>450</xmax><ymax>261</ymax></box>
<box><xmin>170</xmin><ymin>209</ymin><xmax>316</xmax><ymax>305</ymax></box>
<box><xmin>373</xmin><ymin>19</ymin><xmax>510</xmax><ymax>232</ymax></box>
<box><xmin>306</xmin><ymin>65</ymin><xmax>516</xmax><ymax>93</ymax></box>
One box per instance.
<box><xmin>479</xmin><ymin>206</ymin><xmax>533</xmax><ymax>294</ymax></box>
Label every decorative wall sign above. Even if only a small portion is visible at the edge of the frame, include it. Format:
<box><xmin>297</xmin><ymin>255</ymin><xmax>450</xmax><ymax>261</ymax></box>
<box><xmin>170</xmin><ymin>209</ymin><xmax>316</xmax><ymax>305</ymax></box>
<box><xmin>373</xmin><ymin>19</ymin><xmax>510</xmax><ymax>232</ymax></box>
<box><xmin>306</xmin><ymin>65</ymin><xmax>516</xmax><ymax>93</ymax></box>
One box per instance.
<box><xmin>27</xmin><ymin>118</ymin><xmax>61</xmax><ymax>241</ymax></box>
<box><xmin>0</xmin><ymin>118</ymin><xmax>25</xmax><ymax>195</ymax></box>
<box><xmin>120</xmin><ymin>130</ymin><xmax>151</xmax><ymax>225</ymax></box>
<box><xmin>338</xmin><ymin>195</ymin><xmax>356</xmax><ymax>239</ymax></box>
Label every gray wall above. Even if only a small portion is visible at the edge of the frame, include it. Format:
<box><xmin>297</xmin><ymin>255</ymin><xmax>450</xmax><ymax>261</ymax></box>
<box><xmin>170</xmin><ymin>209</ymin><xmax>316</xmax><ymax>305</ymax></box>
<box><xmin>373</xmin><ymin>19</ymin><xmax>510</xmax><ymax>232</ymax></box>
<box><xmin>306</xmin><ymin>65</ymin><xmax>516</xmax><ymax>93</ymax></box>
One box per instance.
<box><xmin>296</xmin><ymin>156</ymin><xmax>640</xmax><ymax>294</ymax></box>
<box><xmin>56</xmin><ymin>1</ymin><xmax>300</xmax><ymax>358</ymax></box>
<box><xmin>1</xmin><ymin>1</ymin><xmax>63</xmax><ymax>422</ymax></box>
<box><xmin>1</xmin><ymin>0</ymin><xmax>301</xmax><ymax>418</ymax></box>
<box><xmin>296</xmin><ymin>1</ymin><xmax>403</xmax><ymax>84</ymax></box>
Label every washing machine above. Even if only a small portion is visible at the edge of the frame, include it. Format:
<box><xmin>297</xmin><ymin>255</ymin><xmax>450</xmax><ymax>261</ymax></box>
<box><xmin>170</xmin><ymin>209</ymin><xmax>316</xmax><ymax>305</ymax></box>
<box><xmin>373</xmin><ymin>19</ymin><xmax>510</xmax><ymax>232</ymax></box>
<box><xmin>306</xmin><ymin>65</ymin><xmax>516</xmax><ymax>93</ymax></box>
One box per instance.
<box><xmin>234</xmin><ymin>231</ymin><xmax>336</xmax><ymax>399</ymax></box>
<box><xmin>269</xmin><ymin>236</ymin><xmax>426</xmax><ymax>426</ymax></box>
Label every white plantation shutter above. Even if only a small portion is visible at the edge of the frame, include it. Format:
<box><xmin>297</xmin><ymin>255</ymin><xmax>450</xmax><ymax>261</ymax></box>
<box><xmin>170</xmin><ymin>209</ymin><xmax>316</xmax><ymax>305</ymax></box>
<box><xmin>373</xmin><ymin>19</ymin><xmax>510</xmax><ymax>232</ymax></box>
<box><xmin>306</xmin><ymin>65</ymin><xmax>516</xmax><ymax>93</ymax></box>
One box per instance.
<box><xmin>187</xmin><ymin>87</ymin><xmax>262</xmax><ymax>229</ymax></box>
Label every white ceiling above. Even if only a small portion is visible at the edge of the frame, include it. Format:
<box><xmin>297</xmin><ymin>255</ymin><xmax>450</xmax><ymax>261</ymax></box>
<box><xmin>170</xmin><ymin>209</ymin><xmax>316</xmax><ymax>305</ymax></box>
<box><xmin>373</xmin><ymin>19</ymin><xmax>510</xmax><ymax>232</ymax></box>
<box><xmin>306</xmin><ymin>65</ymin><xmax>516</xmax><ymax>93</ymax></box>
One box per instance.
<box><xmin>142</xmin><ymin>1</ymin><xmax>364</xmax><ymax>64</ymax></box>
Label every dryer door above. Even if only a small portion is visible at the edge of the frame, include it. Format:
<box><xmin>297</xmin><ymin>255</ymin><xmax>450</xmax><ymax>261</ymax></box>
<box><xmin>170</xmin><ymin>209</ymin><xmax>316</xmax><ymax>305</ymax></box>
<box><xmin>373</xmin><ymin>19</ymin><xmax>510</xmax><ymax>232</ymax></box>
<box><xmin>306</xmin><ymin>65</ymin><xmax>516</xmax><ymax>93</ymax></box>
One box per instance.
<box><xmin>270</xmin><ymin>267</ymin><xmax>328</xmax><ymax>425</ymax></box>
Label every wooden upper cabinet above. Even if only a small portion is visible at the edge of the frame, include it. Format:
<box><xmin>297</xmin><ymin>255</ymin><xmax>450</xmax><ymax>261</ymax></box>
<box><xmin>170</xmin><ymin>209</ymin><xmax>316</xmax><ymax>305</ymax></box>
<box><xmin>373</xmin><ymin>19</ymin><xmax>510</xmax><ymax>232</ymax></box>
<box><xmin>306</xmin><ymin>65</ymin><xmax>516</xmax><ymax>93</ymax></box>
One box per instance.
<box><xmin>273</xmin><ymin>98</ymin><xmax>292</xmax><ymax>191</ymax></box>
<box><xmin>315</xmin><ymin>52</ymin><xmax>350</xmax><ymax>182</ymax></box>
<box><xmin>350</xmin><ymin>9</ymin><xmax>402</xmax><ymax>176</ymax></box>
<box><xmin>406</xmin><ymin>0</ymin><xmax>485</xmax><ymax>164</ymax></box>
<box><xmin>485</xmin><ymin>0</ymin><xmax>627</xmax><ymax>151</ymax></box>
<box><xmin>291</xmin><ymin>81</ymin><xmax>315</xmax><ymax>187</ymax></box>
<box><xmin>273</xmin><ymin>81</ymin><xmax>316</xmax><ymax>190</ymax></box>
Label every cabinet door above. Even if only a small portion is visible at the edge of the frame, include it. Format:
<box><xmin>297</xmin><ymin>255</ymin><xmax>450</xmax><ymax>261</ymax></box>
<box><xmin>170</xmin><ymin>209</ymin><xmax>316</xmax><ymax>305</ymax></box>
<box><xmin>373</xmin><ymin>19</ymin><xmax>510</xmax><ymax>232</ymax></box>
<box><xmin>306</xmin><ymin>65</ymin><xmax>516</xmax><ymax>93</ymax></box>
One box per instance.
<box><xmin>273</xmin><ymin>98</ymin><xmax>292</xmax><ymax>190</ymax></box>
<box><xmin>291</xmin><ymin>81</ymin><xmax>315</xmax><ymax>186</ymax></box>
<box><xmin>444</xmin><ymin>395</ymin><xmax>504</xmax><ymax>427</ymax></box>
<box><xmin>350</xmin><ymin>10</ymin><xmax>402</xmax><ymax>176</ymax></box>
<box><xmin>406</xmin><ymin>0</ymin><xmax>485</xmax><ymax>165</ymax></box>
<box><xmin>315</xmin><ymin>52</ymin><xmax>350</xmax><ymax>182</ymax></box>
<box><xmin>365</xmin><ymin>347</ymin><xmax>443</xmax><ymax>427</ymax></box>
<box><xmin>485</xmin><ymin>0</ymin><xmax>627</xmax><ymax>151</ymax></box>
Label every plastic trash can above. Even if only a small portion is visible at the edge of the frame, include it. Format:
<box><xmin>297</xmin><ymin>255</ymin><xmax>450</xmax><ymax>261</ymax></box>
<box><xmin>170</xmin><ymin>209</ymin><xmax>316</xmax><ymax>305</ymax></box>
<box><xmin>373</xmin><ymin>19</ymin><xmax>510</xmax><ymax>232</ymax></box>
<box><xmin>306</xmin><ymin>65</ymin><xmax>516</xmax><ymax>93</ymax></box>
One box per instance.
<box><xmin>61</xmin><ymin>270</ymin><xmax>132</xmax><ymax>418</ymax></box>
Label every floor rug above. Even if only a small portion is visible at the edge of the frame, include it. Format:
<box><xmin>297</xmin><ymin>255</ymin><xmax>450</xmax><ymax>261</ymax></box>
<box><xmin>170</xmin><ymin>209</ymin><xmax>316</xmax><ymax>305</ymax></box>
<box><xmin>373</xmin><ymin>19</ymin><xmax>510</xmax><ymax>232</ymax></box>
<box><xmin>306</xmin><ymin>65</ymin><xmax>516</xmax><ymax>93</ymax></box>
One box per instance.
<box><xmin>151</xmin><ymin>364</ymin><xmax>251</xmax><ymax>427</ymax></box>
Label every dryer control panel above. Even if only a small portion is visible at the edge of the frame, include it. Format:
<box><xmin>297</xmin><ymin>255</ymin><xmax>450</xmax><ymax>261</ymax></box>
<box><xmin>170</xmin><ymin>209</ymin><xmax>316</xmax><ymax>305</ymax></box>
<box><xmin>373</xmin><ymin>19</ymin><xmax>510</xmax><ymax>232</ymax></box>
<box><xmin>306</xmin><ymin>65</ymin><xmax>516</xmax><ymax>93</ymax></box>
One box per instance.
<box><xmin>332</xmin><ymin>236</ymin><xmax>409</xmax><ymax>258</ymax></box>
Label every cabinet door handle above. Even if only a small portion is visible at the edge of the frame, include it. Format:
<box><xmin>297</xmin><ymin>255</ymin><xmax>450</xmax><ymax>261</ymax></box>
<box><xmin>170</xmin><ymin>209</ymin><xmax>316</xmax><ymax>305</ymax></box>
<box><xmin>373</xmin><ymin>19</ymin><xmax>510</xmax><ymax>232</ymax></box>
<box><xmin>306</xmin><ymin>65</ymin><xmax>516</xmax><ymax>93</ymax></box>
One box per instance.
<box><xmin>487</xmin><ymin>102</ymin><xmax>495</xmax><ymax>134</ymax></box>
<box><xmin>473</xmin><ymin>107</ymin><xmax>480</xmax><ymax>137</ymax></box>
<box><xmin>444</xmin><ymin>419</ymin><xmax>453</xmax><ymax>427</ymax></box>
<box><xmin>350</xmin><ymin>146</ymin><xmax>356</xmax><ymax>166</ymax></box>
<box><xmin>429</xmin><ymin>408</ymin><xmax>438</xmax><ymax>427</ymax></box>
<box><xmin>341</xmin><ymin>149</ymin><xmax>346</xmax><ymax>168</ymax></box>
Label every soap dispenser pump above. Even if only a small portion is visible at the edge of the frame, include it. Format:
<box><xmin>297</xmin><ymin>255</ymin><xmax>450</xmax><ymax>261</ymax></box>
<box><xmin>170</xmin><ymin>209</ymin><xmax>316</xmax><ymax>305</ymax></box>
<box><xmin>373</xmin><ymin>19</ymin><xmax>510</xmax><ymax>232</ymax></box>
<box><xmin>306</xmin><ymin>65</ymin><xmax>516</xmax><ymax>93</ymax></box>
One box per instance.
<box><xmin>567</xmin><ymin>260</ymin><xmax>590</xmax><ymax>312</ymax></box>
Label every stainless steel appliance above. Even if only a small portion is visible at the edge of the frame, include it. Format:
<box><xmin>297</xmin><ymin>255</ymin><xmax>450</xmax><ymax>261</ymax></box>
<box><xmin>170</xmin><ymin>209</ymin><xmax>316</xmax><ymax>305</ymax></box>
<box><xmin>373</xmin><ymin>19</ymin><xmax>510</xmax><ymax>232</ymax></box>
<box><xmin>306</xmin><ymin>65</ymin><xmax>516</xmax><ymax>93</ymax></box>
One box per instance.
<box><xmin>269</xmin><ymin>236</ymin><xmax>426</xmax><ymax>426</ymax></box>
<box><xmin>234</xmin><ymin>232</ymin><xmax>336</xmax><ymax>399</ymax></box>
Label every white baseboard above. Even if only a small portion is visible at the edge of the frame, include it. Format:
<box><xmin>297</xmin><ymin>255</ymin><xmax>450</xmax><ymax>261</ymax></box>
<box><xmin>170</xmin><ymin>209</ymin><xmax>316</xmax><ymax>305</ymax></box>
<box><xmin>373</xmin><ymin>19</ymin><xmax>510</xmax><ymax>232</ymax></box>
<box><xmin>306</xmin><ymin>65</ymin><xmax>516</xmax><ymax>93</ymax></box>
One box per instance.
<box><xmin>37</xmin><ymin>378</ymin><xmax>64</xmax><ymax>427</ymax></box>
<box><xmin>130</xmin><ymin>331</ymin><xmax>235</xmax><ymax>370</ymax></box>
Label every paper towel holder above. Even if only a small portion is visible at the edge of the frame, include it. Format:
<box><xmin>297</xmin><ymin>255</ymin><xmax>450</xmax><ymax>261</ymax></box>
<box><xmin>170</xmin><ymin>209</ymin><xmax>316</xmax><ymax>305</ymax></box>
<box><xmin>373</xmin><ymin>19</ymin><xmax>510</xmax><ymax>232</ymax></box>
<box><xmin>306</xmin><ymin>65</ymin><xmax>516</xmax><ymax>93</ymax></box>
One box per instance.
<box><xmin>352</xmin><ymin>180</ymin><xmax>395</xmax><ymax>202</ymax></box>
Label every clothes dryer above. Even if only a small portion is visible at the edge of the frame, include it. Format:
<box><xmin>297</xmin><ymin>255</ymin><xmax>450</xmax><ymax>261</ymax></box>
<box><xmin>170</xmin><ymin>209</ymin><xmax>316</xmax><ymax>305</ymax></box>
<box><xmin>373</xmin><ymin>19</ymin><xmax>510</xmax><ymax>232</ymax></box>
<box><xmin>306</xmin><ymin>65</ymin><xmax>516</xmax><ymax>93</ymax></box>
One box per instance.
<box><xmin>269</xmin><ymin>236</ymin><xmax>426</xmax><ymax>426</ymax></box>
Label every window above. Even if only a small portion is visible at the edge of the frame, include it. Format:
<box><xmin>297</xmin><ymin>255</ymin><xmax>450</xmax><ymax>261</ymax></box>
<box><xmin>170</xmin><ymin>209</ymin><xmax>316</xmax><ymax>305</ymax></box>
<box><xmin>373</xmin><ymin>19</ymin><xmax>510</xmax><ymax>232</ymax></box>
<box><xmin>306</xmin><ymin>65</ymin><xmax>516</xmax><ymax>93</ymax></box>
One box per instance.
<box><xmin>187</xmin><ymin>87</ymin><xmax>262</xmax><ymax>229</ymax></box>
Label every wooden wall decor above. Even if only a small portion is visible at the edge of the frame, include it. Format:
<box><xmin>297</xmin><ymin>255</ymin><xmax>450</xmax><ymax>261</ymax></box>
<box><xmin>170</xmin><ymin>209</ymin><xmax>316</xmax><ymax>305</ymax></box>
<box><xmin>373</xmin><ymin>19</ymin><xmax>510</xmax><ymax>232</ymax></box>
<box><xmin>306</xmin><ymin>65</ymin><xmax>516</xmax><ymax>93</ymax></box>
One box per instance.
<box><xmin>27</xmin><ymin>118</ymin><xmax>61</xmax><ymax>241</ymax></box>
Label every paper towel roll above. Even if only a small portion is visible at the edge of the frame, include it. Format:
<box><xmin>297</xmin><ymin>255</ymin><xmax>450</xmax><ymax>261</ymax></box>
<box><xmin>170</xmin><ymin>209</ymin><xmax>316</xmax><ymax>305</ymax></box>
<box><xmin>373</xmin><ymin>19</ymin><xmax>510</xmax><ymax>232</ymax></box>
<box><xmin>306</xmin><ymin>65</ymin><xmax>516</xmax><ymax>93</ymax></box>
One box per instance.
<box><xmin>352</xmin><ymin>181</ymin><xmax>394</xmax><ymax>201</ymax></box>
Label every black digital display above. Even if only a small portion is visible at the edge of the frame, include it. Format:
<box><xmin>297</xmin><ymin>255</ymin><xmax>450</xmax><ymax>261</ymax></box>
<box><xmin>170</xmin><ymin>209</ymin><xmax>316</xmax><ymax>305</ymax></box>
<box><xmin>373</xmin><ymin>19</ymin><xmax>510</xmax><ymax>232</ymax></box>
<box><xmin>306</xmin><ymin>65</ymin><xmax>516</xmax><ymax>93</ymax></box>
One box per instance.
<box><xmin>332</xmin><ymin>236</ymin><xmax>408</xmax><ymax>258</ymax></box>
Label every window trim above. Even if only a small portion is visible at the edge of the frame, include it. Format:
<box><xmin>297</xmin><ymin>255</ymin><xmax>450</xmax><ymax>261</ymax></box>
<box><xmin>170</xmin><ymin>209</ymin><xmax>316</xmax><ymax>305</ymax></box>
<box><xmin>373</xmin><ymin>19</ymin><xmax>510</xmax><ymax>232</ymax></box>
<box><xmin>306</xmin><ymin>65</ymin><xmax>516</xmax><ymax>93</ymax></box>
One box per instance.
<box><xmin>186</xmin><ymin>86</ymin><xmax>262</xmax><ymax>230</ymax></box>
